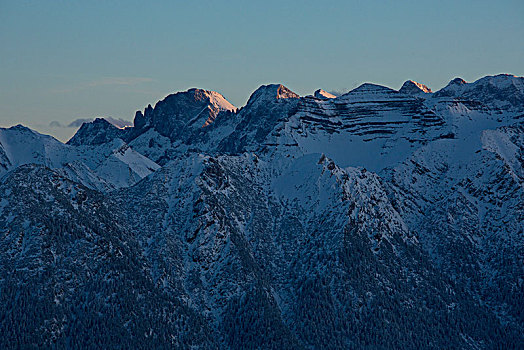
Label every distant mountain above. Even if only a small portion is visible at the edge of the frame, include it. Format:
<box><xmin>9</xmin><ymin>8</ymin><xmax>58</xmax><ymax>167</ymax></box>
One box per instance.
<box><xmin>1</xmin><ymin>74</ymin><xmax>522</xmax><ymax>349</ymax></box>
<box><xmin>314</xmin><ymin>89</ymin><xmax>337</xmax><ymax>99</ymax></box>
<box><xmin>0</xmin><ymin>124</ymin><xmax>159</xmax><ymax>191</ymax></box>
<box><xmin>435</xmin><ymin>74</ymin><xmax>524</xmax><ymax>111</ymax></box>
<box><xmin>67</xmin><ymin>118</ymin><xmax>126</xmax><ymax>146</ymax></box>
<box><xmin>399</xmin><ymin>80</ymin><xmax>432</xmax><ymax>94</ymax></box>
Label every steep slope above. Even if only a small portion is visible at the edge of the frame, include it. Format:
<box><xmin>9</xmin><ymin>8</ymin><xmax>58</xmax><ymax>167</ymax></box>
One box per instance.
<box><xmin>132</xmin><ymin>88</ymin><xmax>237</xmax><ymax>139</ymax></box>
<box><xmin>262</xmin><ymin>83</ymin><xmax>447</xmax><ymax>172</ymax></box>
<box><xmin>114</xmin><ymin>152</ymin><xmax>520</xmax><ymax>348</ymax></box>
<box><xmin>383</xmin><ymin>124</ymin><xmax>524</xmax><ymax>327</ymax></box>
<box><xmin>67</xmin><ymin>118</ymin><xmax>126</xmax><ymax>146</ymax></box>
<box><xmin>0</xmin><ymin>125</ymin><xmax>72</xmax><ymax>170</ymax></box>
<box><xmin>0</xmin><ymin>165</ymin><xmax>218</xmax><ymax>348</ymax></box>
<box><xmin>73</xmin><ymin>139</ymin><xmax>160</xmax><ymax>189</ymax></box>
<box><xmin>215</xmin><ymin>84</ymin><xmax>301</xmax><ymax>154</ymax></box>
<box><xmin>106</xmin><ymin>88</ymin><xmax>237</xmax><ymax>164</ymax></box>
<box><xmin>3</xmin><ymin>74</ymin><xmax>523</xmax><ymax>348</ymax></box>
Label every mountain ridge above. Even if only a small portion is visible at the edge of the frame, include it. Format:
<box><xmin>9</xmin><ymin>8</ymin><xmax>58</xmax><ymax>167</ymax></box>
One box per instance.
<box><xmin>1</xmin><ymin>73</ymin><xmax>522</xmax><ymax>348</ymax></box>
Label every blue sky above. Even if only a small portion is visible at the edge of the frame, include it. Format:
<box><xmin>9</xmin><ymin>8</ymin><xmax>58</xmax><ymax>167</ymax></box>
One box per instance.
<box><xmin>1</xmin><ymin>0</ymin><xmax>523</xmax><ymax>141</ymax></box>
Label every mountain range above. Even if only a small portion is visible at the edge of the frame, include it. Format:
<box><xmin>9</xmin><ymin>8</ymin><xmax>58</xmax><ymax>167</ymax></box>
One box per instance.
<box><xmin>0</xmin><ymin>74</ymin><xmax>522</xmax><ymax>349</ymax></box>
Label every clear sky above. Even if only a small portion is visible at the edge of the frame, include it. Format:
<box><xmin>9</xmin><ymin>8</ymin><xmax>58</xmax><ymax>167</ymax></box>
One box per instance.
<box><xmin>1</xmin><ymin>0</ymin><xmax>523</xmax><ymax>141</ymax></box>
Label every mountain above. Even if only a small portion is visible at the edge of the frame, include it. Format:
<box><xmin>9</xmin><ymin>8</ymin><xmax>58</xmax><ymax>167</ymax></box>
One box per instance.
<box><xmin>1</xmin><ymin>74</ymin><xmax>522</xmax><ymax>348</ymax></box>
<box><xmin>131</xmin><ymin>88</ymin><xmax>237</xmax><ymax>139</ymax></box>
<box><xmin>314</xmin><ymin>89</ymin><xmax>337</xmax><ymax>99</ymax></box>
<box><xmin>67</xmin><ymin>88</ymin><xmax>237</xmax><ymax>164</ymax></box>
<box><xmin>0</xmin><ymin>125</ymin><xmax>159</xmax><ymax>191</ymax></box>
<box><xmin>434</xmin><ymin>74</ymin><xmax>524</xmax><ymax>112</ymax></box>
<box><xmin>0</xmin><ymin>124</ymin><xmax>71</xmax><ymax>172</ymax></box>
<box><xmin>67</xmin><ymin>118</ymin><xmax>126</xmax><ymax>146</ymax></box>
<box><xmin>398</xmin><ymin>80</ymin><xmax>432</xmax><ymax>94</ymax></box>
<box><xmin>0</xmin><ymin>164</ymin><xmax>218</xmax><ymax>348</ymax></box>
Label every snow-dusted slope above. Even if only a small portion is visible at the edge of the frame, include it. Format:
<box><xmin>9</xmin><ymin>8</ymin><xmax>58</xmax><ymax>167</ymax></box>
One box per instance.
<box><xmin>260</xmin><ymin>83</ymin><xmax>446</xmax><ymax>172</ymax></box>
<box><xmin>0</xmin><ymin>125</ymin><xmax>73</xmax><ymax>170</ymax></box>
<box><xmin>114</xmin><ymin>149</ymin><xmax>519</xmax><ymax>348</ymax></box>
<box><xmin>0</xmin><ymin>164</ymin><xmax>218</xmax><ymax>348</ymax></box>
<box><xmin>0</xmin><ymin>124</ymin><xmax>159</xmax><ymax>190</ymax></box>
<box><xmin>75</xmin><ymin>139</ymin><xmax>160</xmax><ymax>189</ymax></box>
<box><xmin>434</xmin><ymin>74</ymin><xmax>524</xmax><ymax>113</ymax></box>
<box><xmin>1</xmin><ymin>74</ymin><xmax>522</xmax><ymax>348</ymax></box>
<box><xmin>67</xmin><ymin>117</ymin><xmax>126</xmax><ymax>146</ymax></box>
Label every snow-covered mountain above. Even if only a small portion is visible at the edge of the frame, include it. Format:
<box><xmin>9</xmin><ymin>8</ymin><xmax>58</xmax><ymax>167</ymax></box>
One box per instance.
<box><xmin>0</xmin><ymin>124</ymin><xmax>159</xmax><ymax>191</ymax></box>
<box><xmin>314</xmin><ymin>89</ymin><xmax>337</xmax><ymax>99</ymax></box>
<box><xmin>1</xmin><ymin>74</ymin><xmax>522</xmax><ymax>348</ymax></box>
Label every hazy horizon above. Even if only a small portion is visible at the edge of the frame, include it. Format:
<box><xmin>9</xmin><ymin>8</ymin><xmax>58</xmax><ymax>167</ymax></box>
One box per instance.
<box><xmin>1</xmin><ymin>0</ymin><xmax>523</xmax><ymax>142</ymax></box>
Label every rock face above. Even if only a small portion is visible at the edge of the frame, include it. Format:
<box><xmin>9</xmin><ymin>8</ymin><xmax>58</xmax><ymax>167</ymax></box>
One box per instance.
<box><xmin>314</xmin><ymin>89</ymin><xmax>337</xmax><ymax>99</ymax></box>
<box><xmin>399</xmin><ymin>80</ymin><xmax>432</xmax><ymax>94</ymax></box>
<box><xmin>1</xmin><ymin>74</ymin><xmax>523</xmax><ymax>348</ymax></box>
<box><xmin>137</xmin><ymin>88</ymin><xmax>237</xmax><ymax>138</ymax></box>
<box><xmin>67</xmin><ymin>118</ymin><xmax>125</xmax><ymax>146</ymax></box>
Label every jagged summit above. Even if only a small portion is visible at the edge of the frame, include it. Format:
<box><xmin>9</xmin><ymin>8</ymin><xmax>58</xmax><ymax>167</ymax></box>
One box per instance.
<box><xmin>188</xmin><ymin>88</ymin><xmax>237</xmax><ymax>114</ymax></box>
<box><xmin>130</xmin><ymin>88</ymin><xmax>237</xmax><ymax>140</ymax></box>
<box><xmin>399</xmin><ymin>80</ymin><xmax>432</xmax><ymax>94</ymax></box>
<box><xmin>314</xmin><ymin>89</ymin><xmax>336</xmax><ymax>99</ymax></box>
<box><xmin>68</xmin><ymin>118</ymin><xmax>123</xmax><ymax>146</ymax></box>
<box><xmin>135</xmin><ymin>88</ymin><xmax>236</xmax><ymax>124</ymax></box>
<box><xmin>65</xmin><ymin>73</ymin><xmax>523</xmax><ymax>157</ymax></box>
<box><xmin>246</xmin><ymin>84</ymin><xmax>300</xmax><ymax>106</ymax></box>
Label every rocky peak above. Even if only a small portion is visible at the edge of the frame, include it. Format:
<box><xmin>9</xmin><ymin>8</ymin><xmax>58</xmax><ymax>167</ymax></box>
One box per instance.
<box><xmin>462</xmin><ymin>74</ymin><xmax>524</xmax><ymax>111</ymax></box>
<box><xmin>187</xmin><ymin>88</ymin><xmax>237</xmax><ymax>116</ymax></box>
<box><xmin>134</xmin><ymin>88</ymin><xmax>236</xmax><ymax>140</ymax></box>
<box><xmin>433</xmin><ymin>78</ymin><xmax>468</xmax><ymax>98</ymax></box>
<box><xmin>133</xmin><ymin>111</ymin><xmax>146</xmax><ymax>130</ymax></box>
<box><xmin>246</xmin><ymin>84</ymin><xmax>300</xmax><ymax>107</ymax></box>
<box><xmin>314</xmin><ymin>89</ymin><xmax>336</xmax><ymax>99</ymax></box>
<box><xmin>67</xmin><ymin>118</ymin><xmax>124</xmax><ymax>146</ymax></box>
<box><xmin>471</xmin><ymin>74</ymin><xmax>523</xmax><ymax>90</ymax></box>
<box><xmin>8</xmin><ymin>124</ymin><xmax>33</xmax><ymax>132</ymax></box>
<box><xmin>276</xmin><ymin>84</ymin><xmax>300</xmax><ymax>99</ymax></box>
<box><xmin>399</xmin><ymin>80</ymin><xmax>432</xmax><ymax>94</ymax></box>
<box><xmin>449</xmin><ymin>77</ymin><xmax>467</xmax><ymax>86</ymax></box>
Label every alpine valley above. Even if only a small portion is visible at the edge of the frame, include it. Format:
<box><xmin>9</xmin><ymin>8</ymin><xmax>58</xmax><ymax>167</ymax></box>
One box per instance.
<box><xmin>0</xmin><ymin>74</ymin><xmax>522</xmax><ymax>349</ymax></box>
